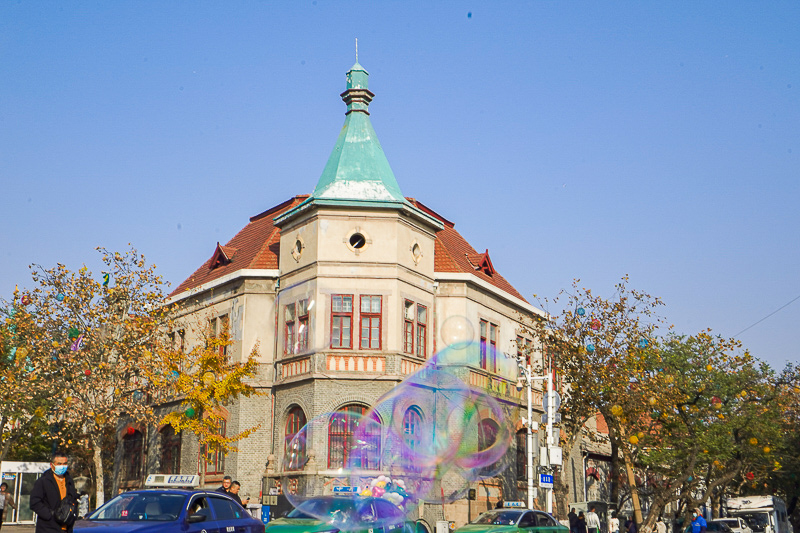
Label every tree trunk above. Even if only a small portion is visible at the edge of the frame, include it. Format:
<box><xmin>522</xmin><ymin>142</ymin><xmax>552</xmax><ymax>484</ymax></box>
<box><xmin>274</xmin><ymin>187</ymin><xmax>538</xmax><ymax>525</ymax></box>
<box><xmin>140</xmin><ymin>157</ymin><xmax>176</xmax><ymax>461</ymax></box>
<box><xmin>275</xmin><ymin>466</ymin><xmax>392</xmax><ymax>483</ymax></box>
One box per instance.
<box><xmin>609</xmin><ymin>431</ymin><xmax>620</xmax><ymax>508</ymax></box>
<box><xmin>620</xmin><ymin>446</ymin><xmax>643</xmax><ymax>526</ymax></box>
<box><xmin>92</xmin><ymin>437</ymin><xmax>105</xmax><ymax>507</ymax></box>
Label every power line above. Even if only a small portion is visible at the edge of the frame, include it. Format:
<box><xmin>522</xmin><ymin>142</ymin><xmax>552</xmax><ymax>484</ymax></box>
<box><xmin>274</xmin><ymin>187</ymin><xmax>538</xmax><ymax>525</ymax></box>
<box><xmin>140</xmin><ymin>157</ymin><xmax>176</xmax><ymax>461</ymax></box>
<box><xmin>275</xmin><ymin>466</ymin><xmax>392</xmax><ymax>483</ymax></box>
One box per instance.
<box><xmin>733</xmin><ymin>293</ymin><xmax>800</xmax><ymax>337</ymax></box>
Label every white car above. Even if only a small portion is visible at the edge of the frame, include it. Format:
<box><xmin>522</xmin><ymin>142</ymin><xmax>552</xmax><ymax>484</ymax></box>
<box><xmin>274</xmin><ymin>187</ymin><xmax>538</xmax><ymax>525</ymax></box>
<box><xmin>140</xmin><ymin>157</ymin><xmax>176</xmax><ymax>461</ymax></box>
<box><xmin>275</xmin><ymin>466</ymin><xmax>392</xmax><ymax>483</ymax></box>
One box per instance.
<box><xmin>711</xmin><ymin>518</ymin><xmax>753</xmax><ymax>533</ymax></box>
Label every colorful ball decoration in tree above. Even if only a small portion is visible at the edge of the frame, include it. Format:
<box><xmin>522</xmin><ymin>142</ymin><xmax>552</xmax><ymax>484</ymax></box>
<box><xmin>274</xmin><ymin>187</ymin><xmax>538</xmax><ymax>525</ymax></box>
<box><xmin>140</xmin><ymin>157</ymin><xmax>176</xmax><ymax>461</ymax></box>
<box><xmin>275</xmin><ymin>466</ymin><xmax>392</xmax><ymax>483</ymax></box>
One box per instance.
<box><xmin>56</xmin><ymin>293</ymin><xmax>65</xmax><ymax>302</ymax></box>
<box><xmin>611</xmin><ymin>404</ymin><xmax>624</xmax><ymax>417</ymax></box>
<box><xmin>629</xmin><ymin>435</ymin><xmax>639</xmax><ymax>445</ymax></box>
<box><xmin>68</xmin><ymin>327</ymin><xmax>80</xmax><ymax>340</ymax></box>
<box><xmin>746</xmin><ymin>471</ymin><xmax>755</xmax><ymax>480</ymax></box>
<box><xmin>84</xmin><ymin>369</ymin><xmax>91</xmax><ymax>376</ymax></box>
<box><xmin>637</xmin><ymin>431</ymin><xmax>644</xmax><ymax>439</ymax></box>
<box><xmin>185</xmin><ymin>407</ymin><xmax>196</xmax><ymax>418</ymax></box>
<box><xmin>648</xmin><ymin>396</ymin><xmax>657</xmax><ymax>406</ymax></box>
<box><xmin>763</xmin><ymin>446</ymin><xmax>771</xmax><ymax>454</ymax></box>
<box><xmin>590</xmin><ymin>319</ymin><xmax>601</xmax><ymax>330</ymax></box>
<box><xmin>126</xmin><ymin>427</ymin><xmax>136</xmax><ymax>436</ymax></box>
<box><xmin>586</xmin><ymin>344</ymin><xmax>595</xmax><ymax>353</ymax></box>
<box><xmin>577</xmin><ymin>308</ymin><xmax>585</xmax><ymax>316</ymax></box>
<box><xmin>705</xmin><ymin>364</ymin><xmax>713</xmax><ymax>371</ymax></box>
<box><xmin>21</xmin><ymin>295</ymin><xmax>32</xmax><ymax>306</ymax></box>
<box><xmin>170</xmin><ymin>370</ymin><xmax>179</xmax><ymax>381</ymax></box>
<box><xmin>638</xmin><ymin>339</ymin><xmax>649</xmax><ymax>348</ymax></box>
<box><xmin>203</xmin><ymin>372</ymin><xmax>216</xmax><ymax>387</ymax></box>
<box><xmin>711</xmin><ymin>396</ymin><xmax>722</xmax><ymax>409</ymax></box>
<box><xmin>749</xmin><ymin>437</ymin><xmax>758</xmax><ymax>445</ymax></box>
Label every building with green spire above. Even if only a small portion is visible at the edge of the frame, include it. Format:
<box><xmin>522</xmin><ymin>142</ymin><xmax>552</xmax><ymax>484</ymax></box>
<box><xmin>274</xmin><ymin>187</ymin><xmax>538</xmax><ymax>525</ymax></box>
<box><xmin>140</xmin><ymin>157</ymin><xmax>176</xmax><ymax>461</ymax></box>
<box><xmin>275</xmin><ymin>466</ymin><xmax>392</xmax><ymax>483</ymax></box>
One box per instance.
<box><xmin>128</xmin><ymin>61</ymin><xmax>583</xmax><ymax>529</ymax></box>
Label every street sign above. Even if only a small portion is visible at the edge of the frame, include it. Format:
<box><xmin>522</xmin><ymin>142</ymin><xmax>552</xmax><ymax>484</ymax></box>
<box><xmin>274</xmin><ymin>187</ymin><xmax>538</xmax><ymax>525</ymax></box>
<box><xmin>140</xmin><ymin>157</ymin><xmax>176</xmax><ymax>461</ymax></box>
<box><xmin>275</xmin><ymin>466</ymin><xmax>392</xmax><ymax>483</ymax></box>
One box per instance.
<box><xmin>539</xmin><ymin>473</ymin><xmax>554</xmax><ymax>488</ymax></box>
<box><xmin>541</xmin><ymin>412</ymin><xmax>561</xmax><ymax>424</ymax></box>
<box><xmin>333</xmin><ymin>486</ymin><xmax>360</xmax><ymax>494</ymax></box>
<box><xmin>543</xmin><ymin>391</ymin><xmax>561</xmax><ymax>412</ymax></box>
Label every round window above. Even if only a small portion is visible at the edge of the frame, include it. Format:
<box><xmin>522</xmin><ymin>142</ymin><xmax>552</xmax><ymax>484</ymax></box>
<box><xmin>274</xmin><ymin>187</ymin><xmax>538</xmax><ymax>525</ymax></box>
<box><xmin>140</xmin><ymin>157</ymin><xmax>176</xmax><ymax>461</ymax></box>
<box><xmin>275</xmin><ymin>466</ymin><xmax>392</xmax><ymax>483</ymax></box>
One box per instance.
<box><xmin>349</xmin><ymin>233</ymin><xmax>366</xmax><ymax>249</ymax></box>
<box><xmin>412</xmin><ymin>243</ymin><xmax>422</xmax><ymax>260</ymax></box>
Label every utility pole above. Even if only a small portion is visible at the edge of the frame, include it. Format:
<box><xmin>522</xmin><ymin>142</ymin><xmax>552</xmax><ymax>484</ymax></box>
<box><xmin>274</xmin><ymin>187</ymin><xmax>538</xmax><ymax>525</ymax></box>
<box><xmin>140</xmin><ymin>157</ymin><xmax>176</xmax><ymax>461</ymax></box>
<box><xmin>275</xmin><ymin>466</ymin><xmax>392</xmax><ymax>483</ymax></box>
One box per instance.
<box><xmin>515</xmin><ymin>355</ymin><xmax>560</xmax><ymax>513</ymax></box>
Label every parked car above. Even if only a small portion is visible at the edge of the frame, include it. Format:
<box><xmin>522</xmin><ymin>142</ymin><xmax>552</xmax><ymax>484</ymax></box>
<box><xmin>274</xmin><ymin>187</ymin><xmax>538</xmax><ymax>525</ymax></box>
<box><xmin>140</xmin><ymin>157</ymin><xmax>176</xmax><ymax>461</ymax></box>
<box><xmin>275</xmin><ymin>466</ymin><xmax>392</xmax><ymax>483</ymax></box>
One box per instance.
<box><xmin>711</xmin><ymin>518</ymin><xmax>753</xmax><ymax>533</ymax></box>
<box><xmin>264</xmin><ymin>495</ymin><xmax>415</xmax><ymax>533</ymax></box>
<box><xmin>74</xmin><ymin>487</ymin><xmax>263</xmax><ymax>533</ymax></box>
<box><xmin>707</xmin><ymin>522</ymin><xmax>736</xmax><ymax>533</ymax></box>
<box><xmin>454</xmin><ymin>506</ymin><xmax>569</xmax><ymax>533</ymax></box>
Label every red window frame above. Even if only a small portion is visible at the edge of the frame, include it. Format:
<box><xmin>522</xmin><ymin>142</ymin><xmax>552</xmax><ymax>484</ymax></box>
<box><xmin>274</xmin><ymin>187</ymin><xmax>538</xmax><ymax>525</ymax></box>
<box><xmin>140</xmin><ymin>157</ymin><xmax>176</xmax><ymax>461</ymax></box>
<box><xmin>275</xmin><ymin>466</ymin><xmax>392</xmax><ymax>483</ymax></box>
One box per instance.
<box><xmin>360</xmin><ymin>295</ymin><xmax>382</xmax><ymax>350</ymax></box>
<box><xmin>328</xmin><ymin>405</ymin><xmax>381</xmax><ymax>470</ymax></box>
<box><xmin>297</xmin><ymin>299</ymin><xmax>309</xmax><ymax>352</ymax></box>
<box><xmin>284</xmin><ymin>303</ymin><xmax>296</xmax><ymax>355</ymax></box>
<box><xmin>204</xmin><ymin>419</ymin><xmax>226</xmax><ymax>476</ymax></box>
<box><xmin>489</xmin><ymin>323</ymin><xmax>498</xmax><ymax>373</ymax></box>
<box><xmin>480</xmin><ymin>320</ymin><xmax>488</xmax><ymax>369</ymax></box>
<box><xmin>331</xmin><ymin>295</ymin><xmax>353</xmax><ymax>349</ymax></box>
<box><xmin>403</xmin><ymin>300</ymin><xmax>415</xmax><ymax>354</ymax></box>
<box><xmin>284</xmin><ymin>406</ymin><xmax>307</xmax><ymax>471</ymax></box>
<box><xmin>123</xmin><ymin>430</ymin><xmax>143</xmax><ymax>481</ymax></box>
<box><xmin>159</xmin><ymin>425</ymin><xmax>181</xmax><ymax>475</ymax></box>
<box><xmin>415</xmin><ymin>304</ymin><xmax>427</xmax><ymax>357</ymax></box>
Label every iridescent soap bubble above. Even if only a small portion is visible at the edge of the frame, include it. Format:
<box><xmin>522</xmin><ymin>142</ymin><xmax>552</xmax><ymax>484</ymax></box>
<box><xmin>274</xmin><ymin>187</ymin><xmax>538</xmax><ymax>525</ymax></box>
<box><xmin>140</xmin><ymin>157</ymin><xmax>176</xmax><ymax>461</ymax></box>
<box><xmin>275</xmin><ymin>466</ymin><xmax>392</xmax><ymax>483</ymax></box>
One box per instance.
<box><xmin>439</xmin><ymin>315</ymin><xmax>474</xmax><ymax>349</ymax></box>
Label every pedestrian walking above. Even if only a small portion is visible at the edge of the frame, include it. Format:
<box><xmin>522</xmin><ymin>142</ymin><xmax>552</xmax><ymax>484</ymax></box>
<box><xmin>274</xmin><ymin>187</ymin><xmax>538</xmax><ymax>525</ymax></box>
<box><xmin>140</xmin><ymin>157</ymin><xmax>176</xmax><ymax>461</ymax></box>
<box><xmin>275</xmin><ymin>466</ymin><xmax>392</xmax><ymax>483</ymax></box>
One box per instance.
<box><xmin>577</xmin><ymin>512</ymin><xmax>588</xmax><ymax>533</ymax></box>
<box><xmin>30</xmin><ymin>451</ymin><xmax>79</xmax><ymax>533</ymax></box>
<box><xmin>587</xmin><ymin>506</ymin><xmax>601</xmax><ymax>533</ymax></box>
<box><xmin>610</xmin><ymin>513</ymin><xmax>620</xmax><ymax>533</ymax></box>
<box><xmin>690</xmin><ymin>509</ymin><xmax>707</xmax><ymax>533</ymax></box>
<box><xmin>569</xmin><ymin>508</ymin><xmax>579</xmax><ymax>533</ymax></box>
<box><xmin>217</xmin><ymin>476</ymin><xmax>232</xmax><ymax>493</ymax></box>
<box><xmin>0</xmin><ymin>482</ymin><xmax>17</xmax><ymax>531</ymax></box>
<box><xmin>228</xmin><ymin>481</ymin><xmax>250</xmax><ymax>506</ymax></box>
<box><xmin>656</xmin><ymin>517</ymin><xmax>667</xmax><ymax>533</ymax></box>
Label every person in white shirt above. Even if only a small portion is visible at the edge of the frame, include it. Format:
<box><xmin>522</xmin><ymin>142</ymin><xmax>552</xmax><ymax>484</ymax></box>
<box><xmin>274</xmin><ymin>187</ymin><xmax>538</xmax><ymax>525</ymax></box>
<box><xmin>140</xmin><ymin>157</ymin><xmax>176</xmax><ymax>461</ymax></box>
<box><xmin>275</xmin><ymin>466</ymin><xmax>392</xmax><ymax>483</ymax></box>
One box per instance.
<box><xmin>610</xmin><ymin>513</ymin><xmax>621</xmax><ymax>533</ymax></box>
<box><xmin>587</xmin><ymin>506</ymin><xmax>601</xmax><ymax>533</ymax></box>
<box><xmin>656</xmin><ymin>517</ymin><xmax>667</xmax><ymax>533</ymax></box>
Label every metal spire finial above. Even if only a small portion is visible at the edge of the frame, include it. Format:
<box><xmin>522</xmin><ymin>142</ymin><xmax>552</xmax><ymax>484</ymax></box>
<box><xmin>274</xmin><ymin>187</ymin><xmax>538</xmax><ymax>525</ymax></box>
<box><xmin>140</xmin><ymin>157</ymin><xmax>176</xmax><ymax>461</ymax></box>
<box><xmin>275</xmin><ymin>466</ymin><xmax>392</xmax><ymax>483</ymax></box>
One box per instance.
<box><xmin>355</xmin><ymin>38</ymin><xmax>358</xmax><ymax>63</ymax></box>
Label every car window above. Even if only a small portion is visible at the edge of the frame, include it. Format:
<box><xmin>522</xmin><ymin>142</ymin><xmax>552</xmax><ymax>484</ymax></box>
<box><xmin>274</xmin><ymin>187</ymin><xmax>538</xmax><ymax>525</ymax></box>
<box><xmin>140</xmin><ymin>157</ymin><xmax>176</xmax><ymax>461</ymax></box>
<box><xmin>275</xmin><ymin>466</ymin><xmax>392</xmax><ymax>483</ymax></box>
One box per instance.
<box><xmin>372</xmin><ymin>499</ymin><xmax>404</xmax><ymax>520</ymax></box>
<box><xmin>535</xmin><ymin>512</ymin><xmax>556</xmax><ymax>527</ymax></box>
<box><xmin>188</xmin><ymin>496</ymin><xmax>213</xmax><ymax>520</ymax></box>
<box><xmin>474</xmin><ymin>510</ymin><xmax>524</xmax><ymax>525</ymax></box>
<box><xmin>519</xmin><ymin>512</ymin><xmax>536</xmax><ymax>528</ymax></box>
<box><xmin>89</xmin><ymin>492</ymin><xmax>186</xmax><ymax>521</ymax></box>
<box><xmin>210</xmin><ymin>496</ymin><xmax>245</xmax><ymax>520</ymax></box>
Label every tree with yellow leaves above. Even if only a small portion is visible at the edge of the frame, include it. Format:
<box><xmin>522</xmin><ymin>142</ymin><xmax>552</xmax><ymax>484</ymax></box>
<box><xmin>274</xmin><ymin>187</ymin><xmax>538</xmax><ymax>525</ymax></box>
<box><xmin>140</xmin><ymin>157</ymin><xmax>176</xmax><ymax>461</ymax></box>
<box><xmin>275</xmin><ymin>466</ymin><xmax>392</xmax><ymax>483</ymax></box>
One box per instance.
<box><xmin>5</xmin><ymin>247</ymin><xmax>261</xmax><ymax>505</ymax></box>
<box><xmin>153</xmin><ymin>328</ymin><xmax>261</xmax><ymax>486</ymax></box>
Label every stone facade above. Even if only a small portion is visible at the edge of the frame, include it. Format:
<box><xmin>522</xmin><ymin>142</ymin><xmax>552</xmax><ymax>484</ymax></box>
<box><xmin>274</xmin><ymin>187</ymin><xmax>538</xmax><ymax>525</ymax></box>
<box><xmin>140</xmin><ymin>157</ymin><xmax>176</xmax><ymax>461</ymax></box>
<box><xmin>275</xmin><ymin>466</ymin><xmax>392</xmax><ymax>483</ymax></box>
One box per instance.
<box><xmin>120</xmin><ymin>62</ymin><xmax>580</xmax><ymax>530</ymax></box>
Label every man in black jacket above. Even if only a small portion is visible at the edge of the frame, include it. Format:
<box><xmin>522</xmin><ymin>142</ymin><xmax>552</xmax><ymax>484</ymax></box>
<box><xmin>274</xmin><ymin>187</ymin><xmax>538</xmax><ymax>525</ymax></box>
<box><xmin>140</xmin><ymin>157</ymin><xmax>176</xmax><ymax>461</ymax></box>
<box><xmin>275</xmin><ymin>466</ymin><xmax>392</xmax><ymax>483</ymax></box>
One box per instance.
<box><xmin>30</xmin><ymin>451</ymin><xmax>78</xmax><ymax>533</ymax></box>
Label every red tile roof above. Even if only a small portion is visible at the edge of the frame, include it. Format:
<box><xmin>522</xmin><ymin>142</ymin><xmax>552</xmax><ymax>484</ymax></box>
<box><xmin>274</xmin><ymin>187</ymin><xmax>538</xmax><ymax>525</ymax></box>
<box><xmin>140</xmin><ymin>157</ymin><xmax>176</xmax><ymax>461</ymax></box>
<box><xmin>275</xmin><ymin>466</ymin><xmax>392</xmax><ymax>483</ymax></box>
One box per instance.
<box><xmin>169</xmin><ymin>196</ymin><xmax>308</xmax><ymax>297</ymax></box>
<box><xmin>171</xmin><ymin>195</ymin><xmax>528</xmax><ymax>305</ymax></box>
<box><xmin>407</xmin><ymin>199</ymin><xmax>528</xmax><ymax>303</ymax></box>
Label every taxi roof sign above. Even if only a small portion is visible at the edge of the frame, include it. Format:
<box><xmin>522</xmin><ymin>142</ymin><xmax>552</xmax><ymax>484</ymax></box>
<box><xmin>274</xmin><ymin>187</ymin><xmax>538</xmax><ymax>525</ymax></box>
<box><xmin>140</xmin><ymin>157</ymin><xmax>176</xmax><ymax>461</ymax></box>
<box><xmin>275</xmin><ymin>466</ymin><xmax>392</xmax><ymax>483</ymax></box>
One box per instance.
<box><xmin>144</xmin><ymin>474</ymin><xmax>200</xmax><ymax>488</ymax></box>
<box><xmin>503</xmin><ymin>501</ymin><xmax>526</xmax><ymax>508</ymax></box>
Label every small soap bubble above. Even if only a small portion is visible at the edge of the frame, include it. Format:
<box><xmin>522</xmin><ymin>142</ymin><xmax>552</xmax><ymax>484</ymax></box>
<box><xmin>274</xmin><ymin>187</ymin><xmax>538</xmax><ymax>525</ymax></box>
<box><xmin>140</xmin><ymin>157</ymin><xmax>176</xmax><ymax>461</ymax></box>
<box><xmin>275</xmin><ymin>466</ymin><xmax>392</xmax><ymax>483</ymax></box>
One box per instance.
<box><xmin>440</xmin><ymin>315</ymin><xmax>474</xmax><ymax>349</ymax></box>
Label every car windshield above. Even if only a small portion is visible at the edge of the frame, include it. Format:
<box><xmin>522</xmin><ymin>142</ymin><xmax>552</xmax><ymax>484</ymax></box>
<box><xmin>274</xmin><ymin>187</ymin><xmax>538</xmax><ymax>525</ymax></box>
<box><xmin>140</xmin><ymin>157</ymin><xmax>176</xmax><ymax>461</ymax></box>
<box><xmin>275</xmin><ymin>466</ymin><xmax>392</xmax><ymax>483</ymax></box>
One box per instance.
<box><xmin>708</xmin><ymin>523</ymin><xmax>729</xmax><ymax>531</ymax></box>
<box><xmin>473</xmin><ymin>510</ymin><xmax>523</xmax><ymax>525</ymax></box>
<box><xmin>735</xmin><ymin>514</ymin><xmax>770</xmax><ymax>533</ymax></box>
<box><xmin>287</xmin><ymin>497</ymin><xmax>404</xmax><ymax>526</ymax></box>
<box><xmin>719</xmin><ymin>521</ymin><xmax>739</xmax><ymax>528</ymax></box>
<box><xmin>89</xmin><ymin>492</ymin><xmax>187</xmax><ymax>521</ymax></box>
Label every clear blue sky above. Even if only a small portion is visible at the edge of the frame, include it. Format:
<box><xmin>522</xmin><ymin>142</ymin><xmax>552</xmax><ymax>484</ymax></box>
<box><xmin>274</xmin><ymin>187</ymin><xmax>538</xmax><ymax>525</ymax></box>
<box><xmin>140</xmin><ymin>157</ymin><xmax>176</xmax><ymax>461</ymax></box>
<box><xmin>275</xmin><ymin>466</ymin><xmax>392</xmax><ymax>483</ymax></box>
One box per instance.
<box><xmin>2</xmin><ymin>2</ymin><xmax>798</xmax><ymax>370</ymax></box>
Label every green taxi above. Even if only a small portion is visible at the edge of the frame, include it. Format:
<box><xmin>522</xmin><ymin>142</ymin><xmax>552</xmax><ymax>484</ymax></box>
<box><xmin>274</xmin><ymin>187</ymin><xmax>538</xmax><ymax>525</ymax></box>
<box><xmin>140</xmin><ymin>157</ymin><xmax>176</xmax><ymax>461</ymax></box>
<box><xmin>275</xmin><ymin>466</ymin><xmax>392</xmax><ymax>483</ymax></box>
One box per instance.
<box><xmin>264</xmin><ymin>495</ymin><xmax>414</xmax><ymax>533</ymax></box>
<box><xmin>454</xmin><ymin>506</ymin><xmax>568</xmax><ymax>533</ymax></box>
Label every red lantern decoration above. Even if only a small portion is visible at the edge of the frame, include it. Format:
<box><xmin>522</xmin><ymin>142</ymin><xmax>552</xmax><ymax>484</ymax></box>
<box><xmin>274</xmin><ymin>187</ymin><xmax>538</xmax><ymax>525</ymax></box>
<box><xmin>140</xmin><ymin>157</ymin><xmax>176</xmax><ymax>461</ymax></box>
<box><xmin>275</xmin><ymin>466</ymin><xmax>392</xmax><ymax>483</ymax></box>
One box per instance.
<box><xmin>591</xmin><ymin>319</ymin><xmax>601</xmax><ymax>330</ymax></box>
<box><xmin>126</xmin><ymin>427</ymin><xmax>135</xmax><ymax>436</ymax></box>
<box><xmin>84</xmin><ymin>369</ymin><xmax>91</xmax><ymax>376</ymax></box>
<box><xmin>746</xmin><ymin>472</ymin><xmax>755</xmax><ymax>480</ymax></box>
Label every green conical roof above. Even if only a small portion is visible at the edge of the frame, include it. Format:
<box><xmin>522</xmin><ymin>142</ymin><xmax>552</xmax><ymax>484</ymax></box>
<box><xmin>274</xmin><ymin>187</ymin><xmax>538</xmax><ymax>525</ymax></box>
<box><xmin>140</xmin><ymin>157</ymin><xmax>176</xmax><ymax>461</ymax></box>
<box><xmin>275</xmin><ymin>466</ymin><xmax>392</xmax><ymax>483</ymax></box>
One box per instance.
<box><xmin>311</xmin><ymin>63</ymin><xmax>406</xmax><ymax>203</ymax></box>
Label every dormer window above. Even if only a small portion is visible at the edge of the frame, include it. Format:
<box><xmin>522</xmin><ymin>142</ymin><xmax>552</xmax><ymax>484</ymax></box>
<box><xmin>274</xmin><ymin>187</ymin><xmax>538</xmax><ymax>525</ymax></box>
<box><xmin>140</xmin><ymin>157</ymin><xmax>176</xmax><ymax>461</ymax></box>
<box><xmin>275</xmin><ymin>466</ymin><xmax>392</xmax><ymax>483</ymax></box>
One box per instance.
<box><xmin>209</xmin><ymin>242</ymin><xmax>236</xmax><ymax>270</ymax></box>
<box><xmin>467</xmin><ymin>249</ymin><xmax>495</xmax><ymax>277</ymax></box>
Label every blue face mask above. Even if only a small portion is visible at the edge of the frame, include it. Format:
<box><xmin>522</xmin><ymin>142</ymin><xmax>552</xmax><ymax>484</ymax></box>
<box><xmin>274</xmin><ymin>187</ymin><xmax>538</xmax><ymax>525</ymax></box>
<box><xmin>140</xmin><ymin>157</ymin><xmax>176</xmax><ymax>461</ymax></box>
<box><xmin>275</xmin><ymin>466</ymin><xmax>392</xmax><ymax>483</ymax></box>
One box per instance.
<box><xmin>54</xmin><ymin>465</ymin><xmax>68</xmax><ymax>476</ymax></box>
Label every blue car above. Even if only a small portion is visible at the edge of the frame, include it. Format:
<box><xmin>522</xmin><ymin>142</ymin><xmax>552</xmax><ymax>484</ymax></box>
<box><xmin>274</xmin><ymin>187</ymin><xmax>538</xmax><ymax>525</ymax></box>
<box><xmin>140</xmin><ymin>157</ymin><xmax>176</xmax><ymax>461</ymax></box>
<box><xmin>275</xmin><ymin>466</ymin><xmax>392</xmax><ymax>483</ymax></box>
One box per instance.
<box><xmin>75</xmin><ymin>479</ymin><xmax>262</xmax><ymax>533</ymax></box>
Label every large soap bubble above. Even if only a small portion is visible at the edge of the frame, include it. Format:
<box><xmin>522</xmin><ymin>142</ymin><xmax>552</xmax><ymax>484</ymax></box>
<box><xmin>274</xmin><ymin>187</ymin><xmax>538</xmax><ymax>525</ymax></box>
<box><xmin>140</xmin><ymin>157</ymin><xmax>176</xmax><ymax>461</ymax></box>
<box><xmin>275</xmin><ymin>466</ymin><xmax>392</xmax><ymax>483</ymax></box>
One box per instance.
<box><xmin>279</xmin><ymin>316</ymin><xmax>514</xmax><ymax>531</ymax></box>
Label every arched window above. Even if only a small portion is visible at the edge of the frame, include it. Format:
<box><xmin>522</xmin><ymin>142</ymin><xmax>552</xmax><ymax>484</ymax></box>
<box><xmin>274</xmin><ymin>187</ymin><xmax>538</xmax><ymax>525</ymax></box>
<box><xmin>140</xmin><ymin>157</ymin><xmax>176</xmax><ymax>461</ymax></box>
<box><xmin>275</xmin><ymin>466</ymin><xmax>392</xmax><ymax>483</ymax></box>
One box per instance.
<box><xmin>284</xmin><ymin>406</ymin><xmax>307</xmax><ymax>470</ymax></box>
<box><xmin>402</xmin><ymin>407</ymin><xmax>423</xmax><ymax>472</ymax></box>
<box><xmin>477</xmin><ymin>419</ymin><xmax>500</xmax><ymax>477</ymax></box>
<box><xmin>516</xmin><ymin>429</ymin><xmax>527</xmax><ymax>480</ymax></box>
<box><xmin>160</xmin><ymin>425</ymin><xmax>182</xmax><ymax>475</ymax></box>
<box><xmin>123</xmin><ymin>430</ymin><xmax>143</xmax><ymax>481</ymax></box>
<box><xmin>328</xmin><ymin>405</ymin><xmax>381</xmax><ymax>470</ymax></box>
